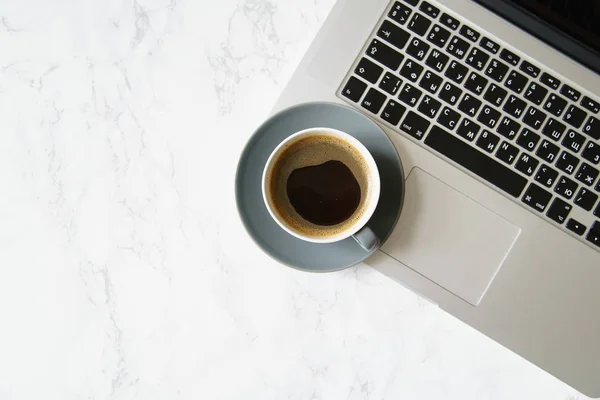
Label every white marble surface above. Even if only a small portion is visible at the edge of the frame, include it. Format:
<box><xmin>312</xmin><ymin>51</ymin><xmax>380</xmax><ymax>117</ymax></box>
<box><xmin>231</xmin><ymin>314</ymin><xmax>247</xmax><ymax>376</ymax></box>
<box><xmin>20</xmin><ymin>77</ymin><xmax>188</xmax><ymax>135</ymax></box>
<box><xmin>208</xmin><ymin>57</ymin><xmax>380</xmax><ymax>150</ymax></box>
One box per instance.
<box><xmin>0</xmin><ymin>0</ymin><xmax>588</xmax><ymax>399</ymax></box>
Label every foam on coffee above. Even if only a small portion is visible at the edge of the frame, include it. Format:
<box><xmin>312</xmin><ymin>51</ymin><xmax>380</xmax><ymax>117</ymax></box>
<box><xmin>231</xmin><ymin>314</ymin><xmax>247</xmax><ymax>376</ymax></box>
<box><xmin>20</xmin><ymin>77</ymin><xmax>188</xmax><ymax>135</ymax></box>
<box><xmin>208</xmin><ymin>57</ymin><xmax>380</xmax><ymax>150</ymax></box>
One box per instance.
<box><xmin>266</xmin><ymin>134</ymin><xmax>372</xmax><ymax>237</ymax></box>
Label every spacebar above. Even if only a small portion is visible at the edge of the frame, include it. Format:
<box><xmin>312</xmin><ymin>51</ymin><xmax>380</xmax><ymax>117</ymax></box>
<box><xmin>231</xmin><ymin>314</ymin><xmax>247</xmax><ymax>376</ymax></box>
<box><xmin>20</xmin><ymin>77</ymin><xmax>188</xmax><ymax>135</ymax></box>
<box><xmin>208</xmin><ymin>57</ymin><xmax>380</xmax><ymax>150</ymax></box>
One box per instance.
<box><xmin>424</xmin><ymin>126</ymin><xmax>527</xmax><ymax>198</ymax></box>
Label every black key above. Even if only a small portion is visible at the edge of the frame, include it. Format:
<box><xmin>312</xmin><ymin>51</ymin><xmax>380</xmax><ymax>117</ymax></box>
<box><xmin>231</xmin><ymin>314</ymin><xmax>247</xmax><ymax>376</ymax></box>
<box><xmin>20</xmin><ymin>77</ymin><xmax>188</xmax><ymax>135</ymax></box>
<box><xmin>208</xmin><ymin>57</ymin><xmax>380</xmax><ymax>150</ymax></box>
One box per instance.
<box><xmin>556</xmin><ymin>150</ymin><xmax>580</xmax><ymax>175</ymax></box>
<box><xmin>440</xmin><ymin>13</ymin><xmax>460</xmax><ymax>30</ymax></box>
<box><xmin>426</xmin><ymin>125</ymin><xmax>527</xmax><ymax>197</ymax></box>
<box><xmin>341</xmin><ymin>76</ymin><xmax>368</xmax><ymax>102</ymax></box>
<box><xmin>480</xmin><ymin>37</ymin><xmax>500</xmax><ymax>54</ymax></box>
<box><xmin>379</xmin><ymin>72</ymin><xmax>403</xmax><ymax>95</ymax></box>
<box><xmin>446</xmin><ymin>36</ymin><xmax>470</xmax><ymax>59</ymax></box>
<box><xmin>535</xmin><ymin>164</ymin><xmax>559</xmax><ymax>188</ymax></box>
<box><xmin>575</xmin><ymin>163</ymin><xmax>600</xmax><ymax>187</ymax></box>
<box><xmin>445</xmin><ymin>60</ymin><xmax>468</xmax><ymax>84</ymax></box>
<box><xmin>400</xmin><ymin>111</ymin><xmax>431</xmax><ymax>139</ymax></box>
<box><xmin>562</xmin><ymin>130</ymin><xmax>586</xmax><ymax>153</ymax></box>
<box><xmin>582</xmin><ymin>141</ymin><xmax>600</xmax><ymax>165</ymax></box>
<box><xmin>378</xmin><ymin>20</ymin><xmax>411</xmax><ymax>50</ymax></box>
<box><xmin>400</xmin><ymin>58</ymin><xmax>424</xmax><ymax>82</ymax></box>
<box><xmin>497</xmin><ymin>116</ymin><xmax>520</xmax><ymax>140</ymax></box>
<box><xmin>427</xmin><ymin>24</ymin><xmax>451</xmax><ymax>48</ymax></box>
<box><xmin>477</xmin><ymin>105</ymin><xmax>501</xmax><ymax>128</ymax></box>
<box><xmin>476</xmin><ymin>130</ymin><xmax>500</xmax><ymax>153</ymax></box>
<box><xmin>465</xmin><ymin>47</ymin><xmax>489</xmax><ymax>71</ymax></box>
<box><xmin>483</xmin><ymin>83</ymin><xmax>507</xmax><ymax>107</ymax></box>
<box><xmin>361</xmin><ymin>88</ymin><xmax>387</xmax><ymax>114</ymax></box>
<box><xmin>539</xmin><ymin>72</ymin><xmax>561</xmax><ymax>90</ymax></box>
<box><xmin>546</xmin><ymin>198</ymin><xmax>572</xmax><ymax>224</ymax></box>
<box><xmin>522</xmin><ymin>183</ymin><xmax>552</xmax><ymax>213</ymax></box>
<box><xmin>499</xmin><ymin>48</ymin><xmax>520</xmax><ymax>67</ymax></box>
<box><xmin>439</xmin><ymin>81</ymin><xmax>462</xmax><ymax>105</ymax></box>
<box><xmin>406</xmin><ymin>37</ymin><xmax>431</xmax><ymax>61</ymax></box>
<box><xmin>516</xmin><ymin>128</ymin><xmax>540</xmax><ymax>151</ymax></box>
<box><xmin>555</xmin><ymin>176</ymin><xmax>578</xmax><ymax>199</ymax></box>
<box><xmin>460</xmin><ymin>25</ymin><xmax>480</xmax><ymax>43</ymax></box>
<box><xmin>543</xmin><ymin>94</ymin><xmax>568</xmax><ymax>117</ymax></box>
<box><xmin>515</xmin><ymin>153</ymin><xmax>540</xmax><ymax>176</ymax></box>
<box><xmin>563</xmin><ymin>105</ymin><xmax>587</xmax><ymax>129</ymax></box>
<box><xmin>536</xmin><ymin>140</ymin><xmax>560</xmax><ymax>163</ymax></box>
<box><xmin>581</xmin><ymin>96</ymin><xmax>600</xmax><ymax>114</ymax></box>
<box><xmin>402</xmin><ymin>0</ymin><xmax>419</xmax><ymax>5</ymax></box>
<box><xmin>542</xmin><ymin>118</ymin><xmax>566</xmax><ymax>141</ymax></box>
<box><xmin>399</xmin><ymin>83</ymin><xmax>423</xmax><ymax>107</ymax></box>
<box><xmin>560</xmin><ymin>84</ymin><xmax>581</xmax><ymax>102</ymax></box>
<box><xmin>456</xmin><ymin>118</ymin><xmax>480</xmax><ymax>141</ymax></box>
<box><xmin>418</xmin><ymin>95</ymin><xmax>441</xmax><ymax>119</ymax></box>
<box><xmin>389</xmin><ymin>1</ymin><xmax>413</xmax><ymax>25</ymax></box>
<box><xmin>583</xmin><ymin>116</ymin><xmax>600</xmax><ymax>140</ymax></box>
<box><xmin>566</xmin><ymin>219</ymin><xmax>587</xmax><ymax>236</ymax></box>
<box><xmin>524</xmin><ymin>82</ymin><xmax>548</xmax><ymax>106</ymax></box>
<box><xmin>437</xmin><ymin>107</ymin><xmax>461</xmax><ymax>130</ymax></box>
<box><xmin>586</xmin><ymin>222</ymin><xmax>600</xmax><ymax>248</ymax></box>
<box><xmin>458</xmin><ymin>94</ymin><xmax>482</xmax><ymax>117</ymax></box>
<box><xmin>419</xmin><ymin>70</ymin><xmax>443</xmax><ymax>94</ymax></box>
<box><xmin>574</xmin><ymin>188</ymin><xmax>599</xmax><ymax>211</ymax></box>
<box><xmin>381</xmin><ymin>99</ymin><xmax>407</xmax><ymax>126</ymax></box>
<box><xmin>408</xmin><ymin>13</ymin><xmax>432</xmax><ymax>36</ymax></box>
<box><xmin>596</xmin><ymin>179</ymin><xmax>600</xmax><ymax>192</ymax></box>
<box><xmin>485</xmin><ymin>59</ymin><xmax>509</xmax><ymax>82</ymax></box>
<box><xmin>504</xmin><ymin>95</ymin><xmax>527</xmax><ymax>118</ymax></box>
<box><xmin>523</xmin><ymin>106</ymin><xmax>547</xmax><ymax>130</ymax></box>
<box><xmin>504</xmin><ymin>70</ymin><xmax>529</xmax><ymax>94</ymax></box>
<box><xmin>367</xmin><ymin>39</ymin><xmax>404</xmax><ymax>71</ymax></box>
<box><xmin>355</xmin><ymin>58</ymin><xmax>383</xmax><ymax>84</ymax></box>
<box><xmin>596</xmin><ymin>203</ymin><xmax>600</xmax><ymax>217</ymax></box>
<box><xmin>520</xmin><ymin>60</ymin><xmax>540</xmax><ymax>78</ymax></box>
<box><xmin>419</xmin><ymin>1</ymin><xmax>440</xmax><ymax>18</ymax></box>
<box><xmin>425</xmin><ymin>49</ymin><xmax>449</xmax><ymax>73</ymax></box>
<box><xmin>496</xmin><ymin>141</ymin><xmax>520</xmax><ymax>165</ymax></box>
<box><xmin>465</xmin><ymin>71</ymin><xmax>488</xmax><ymax>95</ymax></box>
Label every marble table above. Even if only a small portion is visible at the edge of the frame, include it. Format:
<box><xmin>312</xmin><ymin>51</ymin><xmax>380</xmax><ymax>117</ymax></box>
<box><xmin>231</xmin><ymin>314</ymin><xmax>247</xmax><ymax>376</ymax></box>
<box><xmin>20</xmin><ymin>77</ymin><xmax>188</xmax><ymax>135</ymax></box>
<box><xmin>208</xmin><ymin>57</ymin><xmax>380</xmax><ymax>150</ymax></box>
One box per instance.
<box><xmin>0</xmin><ymin>0</ymin><xmax>586</xmax><ymax>398</ymax></box>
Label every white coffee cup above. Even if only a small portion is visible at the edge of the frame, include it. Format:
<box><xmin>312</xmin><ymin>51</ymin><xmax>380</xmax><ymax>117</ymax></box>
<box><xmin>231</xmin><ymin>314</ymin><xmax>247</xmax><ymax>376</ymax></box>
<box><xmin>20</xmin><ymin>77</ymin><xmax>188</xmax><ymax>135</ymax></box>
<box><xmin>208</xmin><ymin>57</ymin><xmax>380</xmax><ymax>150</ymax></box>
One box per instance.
<box><xmin>262</xmin><ymin>127</ymin><xmax>381</xmax><ymax>252</ymax></box>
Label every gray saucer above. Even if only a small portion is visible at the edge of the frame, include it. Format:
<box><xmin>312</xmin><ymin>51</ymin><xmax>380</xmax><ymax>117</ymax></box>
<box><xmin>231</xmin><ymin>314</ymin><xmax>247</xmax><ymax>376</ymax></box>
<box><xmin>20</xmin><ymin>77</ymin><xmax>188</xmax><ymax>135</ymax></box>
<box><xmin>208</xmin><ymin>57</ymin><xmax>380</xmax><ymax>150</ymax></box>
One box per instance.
<box><xmin>235</xmin><ymin>102</ymin><xmax>405</xmax><ymax>272</ymax></box>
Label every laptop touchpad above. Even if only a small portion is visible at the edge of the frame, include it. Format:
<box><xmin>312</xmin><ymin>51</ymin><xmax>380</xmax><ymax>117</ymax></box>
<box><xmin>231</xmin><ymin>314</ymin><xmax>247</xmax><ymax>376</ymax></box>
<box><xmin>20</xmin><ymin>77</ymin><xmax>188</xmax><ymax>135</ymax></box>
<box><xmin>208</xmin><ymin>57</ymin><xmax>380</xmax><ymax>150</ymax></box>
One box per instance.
<box><xmin>381</xmin><ymin>168</ymin><xmax>521</xmax><ymax>306</ymax></box>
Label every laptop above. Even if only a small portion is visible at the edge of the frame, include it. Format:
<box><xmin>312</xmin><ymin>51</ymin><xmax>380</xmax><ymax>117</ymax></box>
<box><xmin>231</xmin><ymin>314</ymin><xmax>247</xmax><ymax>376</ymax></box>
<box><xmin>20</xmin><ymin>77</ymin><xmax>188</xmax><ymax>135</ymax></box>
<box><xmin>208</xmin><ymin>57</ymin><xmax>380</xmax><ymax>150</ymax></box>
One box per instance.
<box><xmin>269</xmin><ymin>0</ymin><xmax>600</xmax><ymax>396</ymax></box>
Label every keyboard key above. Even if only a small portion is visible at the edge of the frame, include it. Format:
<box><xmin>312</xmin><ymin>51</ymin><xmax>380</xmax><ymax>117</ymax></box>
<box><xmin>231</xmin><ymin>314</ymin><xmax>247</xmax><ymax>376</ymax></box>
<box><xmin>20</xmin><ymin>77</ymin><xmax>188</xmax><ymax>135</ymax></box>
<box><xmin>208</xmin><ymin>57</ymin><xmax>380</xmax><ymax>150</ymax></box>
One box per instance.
<box><xmin>460</xmin><ymin>25</ymin><xmax>480</xmax><ymax>43</ymax></box>
<box><xmin>400</xmin><ymin>111</ymin><xmax>431</xmax><ymax>139</ymax></box>
<box><xmin>563</xmin><ymin>105</ymin><xmax>587</xmax><ymax>129</ymax></box>
<box><xmin>477</xmin><ymin>105</ymin><xmax>501</xmax><ymax>128</ymax></box>
<box><xmin>595</xmin><ymin>203</ymin><xmax>600</xmax><ymax>217</ymax></box>
<box><xmin>465</xmin><ymin>71</ymin><xmax>488</xmax><ymax>95</ymax></box>
<box><xmin>456</xmin><ymin>118</ymin><xmax>480</xmax><ymax>141</ymax></box>
<box><xmin>583</xmin><ymin>116</ymin><xmax>600</xmax><ymax>140</ymax></box>
<box><xmin>497</xmin><ymin>116</ymin><xmax>520</xmax><ymax>140</ymax></box>
<box><xmin>446</xmin><ymin>36</ymin><xmax>470</xmax><ymax>59</ymax></box>
<box><xmin>440</xmin><ymin>13</ymin><xmax>460</xmax><ymax>30</ymax></box>
<box><xmin>408</xmin><ymin>13</ymin><xmax>432</xmax><ymax>36</ymax></box>
<box><xmin>465</xmin><ymin>47</ymin><xmax>489</xmax><ymax>71</ymax></box>
<box><xmin>419</xmin><ymin>70</ymin><xmax>443</xmax><ymax>94</ymax></box>
<box><xmin>523</xmin><ymin>106</ymin><xmax>547</xmax><ymax>130</ymax></box>
<box><xmin>586</xmin><ymin>222</ymin><xmax>600</xmax><ymax>248</ymax></box>
<box><xmin>581</xmin><ymin>96</ymin><xmax>600</xmax><ymax>114</ymax></box>
<box><xmin>406</xmin><ymin>37</ymin><xmax>431</xmax><ymax>61</ymax></box>
<box><xmin>485</xmin><ymin>59</ymin><xmax>509</xmax><ymax>82</ymax></box>
<box><xmin>361</xmin><ymin>88</ymin><xmax>387</xmax><ymax>114</ymax></box>
<box><xmin>539</xmin><ymin>73</ymin><xmax>561</xmax><ymax>90</ymax></box>
<box><xmin>398</xmin><ymin>83</ymin><xmax>423</xmax><ymax>107</ymax></box>
<box><xmin>483</xmin><ymin>83</ymin><xmax>507</xmax><ymax>107</ymax></box>
<box><xmin>379</xmin><ymin>72</ymin><xmax>403</xmax><ymax>95</ymax></box>
<box><xmin>425</xmin><ymin>49</ymin><xmax>449</xmax><ymax>72</ymax></box>
<box><xmin>543</xmin><ymin>94</ymin><xmax>568</xmax><ymax>117</ymax></box>
<box><xmin>402</xmin><ymin>0</ymin><xmax>419</xmax><ymax>5</ymax></box>
<box><xmin>439</xmin><ymin>81</ymin><xmax>462</xmax><ymax>105</ymax></box>
<box><xmin>566</xmin><ymin>219</ymin><xmax>587</xmax><ymax>236</ymax></box>
<box><xmin>445</xmin><ymin>60</ymin><xmax>468</xmax><ymax>84</ymax></box>
<box><xmin>596</xmin><ymin>180</ymin><xmax>600</xmax><ymax>193</ymax></box>
<box><xmin>524</xmin><ymin>82</ymin><xmax>548</xmax><ymax>106</ymax></box>
<box><xmin>515</xmin><ymin>153</ymin><xmax>539</xmax><ymax>176</ymax></box>
<box><xmin>516</xmin><ymin>128</ymin><xmax>540</xmax><ymax>151</ymax></box>
<box><xmin>496</xmin><ymin>141</ymin><xmax>520</xmax><ymax>165</ymax></box>
<box><xmin>582</xmin><ymin>141</ymin><xmax>600</xmax><ymax>165</ymax></box>
<box><xmin>546</xmin><ymin>198</ymin><xmax>572</xmax><ymax>224</ymax></box>
<box><xmin>504</xmin><ymin>70</ymin><xmax>529</xmax><ymax>94</ymax></box>
<box><xmin>476</xmin><ymin>130</ymin><xmax>500</xmax><ymax>153</ymax></box>
<box><xmin>389</xmin><ymin>1</ymin><xmax>413</xmax><ymax>25</ymax></box>
<box><xmin>535</xmin><ymin>164</ymin><xmax>559</xmax><ymax>188</ymax></box>
<box><xmin>574</xmin><ymin>188</ymin><xmax>599</xmax><ymax>211</ymax></box>
<box><xmin>480</xmin><ymin>37</ymin><xmax>500</xmax><ymax>54</ymax></box>
<box><xmin>556</xmin><ymin>151</ymin><xmax>580</xmax><ymax>175</ymax></box>
<box><xmin>555</xmin><ymin>176</ymin><xmax>578</xmax><ymax>199</ymax></box>
<box><xmin>367</xmin><ymin>39</ymin><xmax>405</xmax><ymax>70</ymax></box>
<box><xmin>355</xmin><ymin>58</ymin><xmax>383</xmax><ymax>84</ymax></box>
<box><xmin>419</xmin><ymin>1</ymin><xmax>440</xmax><ymax>18</ymax></box>
<box><xmin>499</xmin><ymin>48</ymin><xmax>520</xmax><ymax>66</ymax></box>
<box><xmin>575</xmin><ymin>163</ymin><xmax>599</xmax><ymax>186</ymax></box>
<box><xmin>458</xmin><ymin>94</ymin><xmax>482</xmax><ymax>117</ymax></box>
<box><xmin>400</xmin><ymin>58</ymin><xmax>424</xmax><ymax>82</ymax></box>
<box><xmin>418</xmin><ymin>95</ymin><xmax>442</xmax><ymax>119</ymax></box>
<box><xmin>425</xmin><ymin>125</ymin><xmax>527</xmax><ymax>197</ymax></box>
<box><xmin>541</xmin><ymin>118</ymin><xmax>566</xmax><ymax>141</ymax></box>
<box><xmin>522</xmin><ymin>183</ymin><xmax>552</xmax><ymax>212</ymax></box>
<box><xmin>504</xmin><ymin>95</ymin><xmax>526</xmax><ymax>118</ymax></box>
<box><xmin>520</xmin><ymin>60</ymin><xmax>541</xmax><ymax>78</ymax></box>
<box><xmin>560</xmin><ymin>84</ymin><xmax>581</xmax><ymax>102</ymax></box>
<box><xmin>427</xmin><ymin>24</ymin><xmax>451</xmax><ymax>47</ymax></box>
<box><xmin>562</xmin><ymin>130</ymin><xmax>586</xmax><ymax>153</ymax></box>
<box><xmin>381</xmin><ymin>100</ymin><xmax>407</xmax><ymax>126</ymax></box>
<box><xmin>536</xmin><ymin>140</ymin><xmax>560</xmax><ymax>163</ymax></box>
<box><xmin>437</xmin><ymin>107</ymin><xmax>461</xmax><ymax>130</ymax></box>
<box><xmin>341</xmin><ymin>76</ymin><xmax>368</xmax><ymax>102</ymax></box>
<box><xmin>378</xmin><ymin>20</ymin><xmax>411</xmax><ymax>50</ymax></box>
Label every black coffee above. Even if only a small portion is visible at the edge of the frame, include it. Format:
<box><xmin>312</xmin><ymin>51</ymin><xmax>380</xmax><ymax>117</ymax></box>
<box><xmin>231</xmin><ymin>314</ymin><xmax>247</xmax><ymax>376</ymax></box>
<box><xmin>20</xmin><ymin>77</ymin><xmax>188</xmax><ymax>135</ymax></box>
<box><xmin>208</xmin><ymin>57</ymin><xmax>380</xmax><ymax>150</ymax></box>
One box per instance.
<box><xmin>287</xmin><ymin>160</ymin><xmax>361</xmax><ymax>226</ymax></box>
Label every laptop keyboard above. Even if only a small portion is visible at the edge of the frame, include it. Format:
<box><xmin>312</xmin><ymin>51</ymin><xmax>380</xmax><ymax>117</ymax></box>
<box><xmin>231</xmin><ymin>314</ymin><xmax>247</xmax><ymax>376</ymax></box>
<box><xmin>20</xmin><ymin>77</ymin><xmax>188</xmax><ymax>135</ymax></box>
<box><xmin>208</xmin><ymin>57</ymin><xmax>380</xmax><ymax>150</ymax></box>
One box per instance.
<box><xmin>338</xmin><ymin>0</ymin><xmax>600</xmax><ymax>252</ymax></box>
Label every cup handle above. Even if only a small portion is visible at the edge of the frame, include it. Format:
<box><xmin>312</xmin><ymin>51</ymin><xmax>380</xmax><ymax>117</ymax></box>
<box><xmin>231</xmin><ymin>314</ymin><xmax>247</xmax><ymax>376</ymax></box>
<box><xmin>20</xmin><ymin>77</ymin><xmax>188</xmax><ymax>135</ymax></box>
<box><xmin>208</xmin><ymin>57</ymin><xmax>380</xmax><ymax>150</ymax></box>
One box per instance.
<box><xmin>352</xmin><ymin>226</ymin><xmax>380</xmax><ymax>252</ymax></box>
